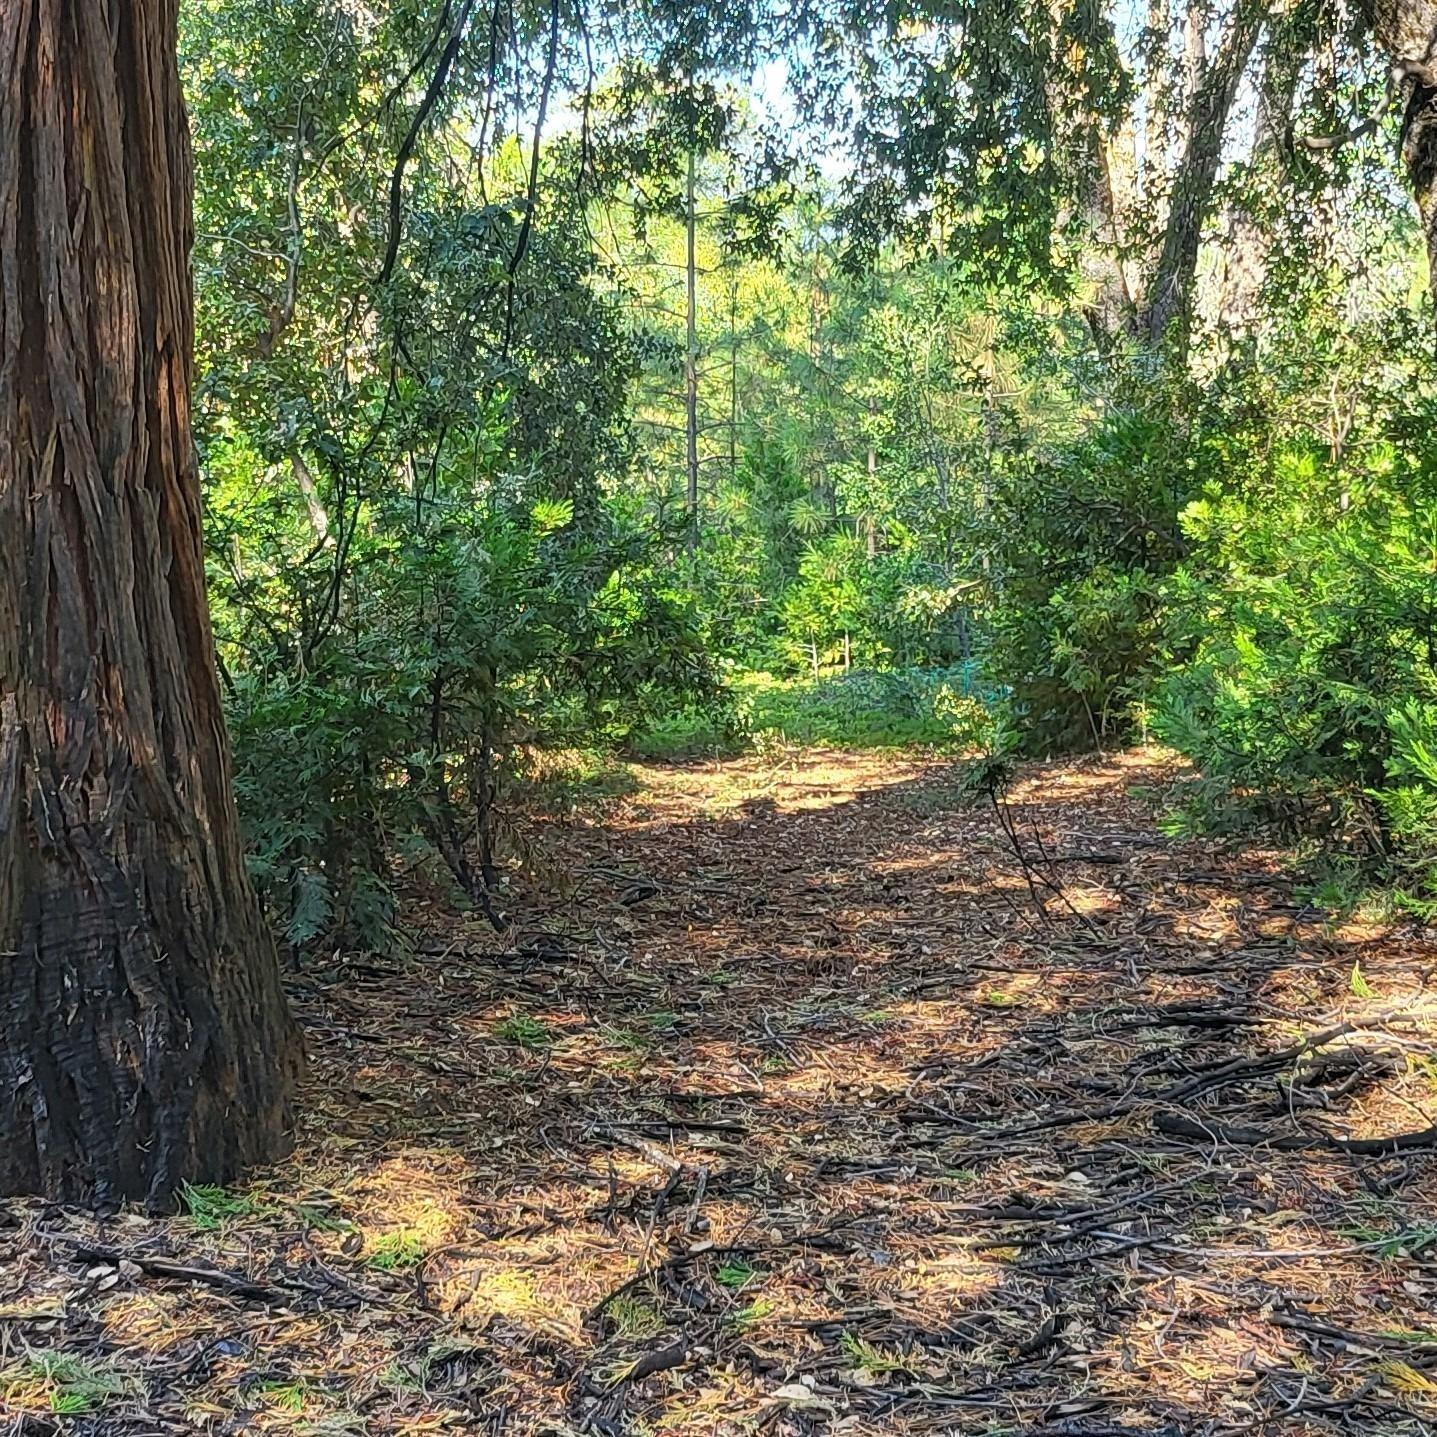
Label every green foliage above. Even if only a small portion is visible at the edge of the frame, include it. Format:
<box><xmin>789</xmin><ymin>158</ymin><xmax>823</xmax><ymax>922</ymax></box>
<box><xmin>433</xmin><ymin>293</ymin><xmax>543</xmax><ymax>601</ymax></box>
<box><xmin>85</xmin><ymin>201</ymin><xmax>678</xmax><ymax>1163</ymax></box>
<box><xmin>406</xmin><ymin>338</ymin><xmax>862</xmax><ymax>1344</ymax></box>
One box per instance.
<box><xmin>626</xmin><ymin>665</ymin><xmax>1001</xmax><ymax>758</ymax></box>
<box><xmin>739</xmin><ymin>666</ymin><xmax>1000</xmax><ymax>751</ymax></box>
<box><xmin>254</xmin><ymin>1379</ymin><xmax>312</xmax><ymax>1412</ymax></box>
<box><xmin>624</xmin><ymin>700</ymin><xmax>743</xmax><ymax>761</ymax></box>
<box><xmin>365</xmin><ymin>1233</ymin><xmax>430</xmax><ymax>1271</ymax></box>
<box><xmin>716</xmin><ymin>1261</ymin><xmax>758</xmax><ymax>1289</ymax></box>
<box><xmin>1154</xmin><ymin>415</ymin><xmax>1437</xmax><ymax>880</ymax></box>
<box><xmin>3</xmin><ymin>1354</ymin><xmax>130</xmax><ymax>1416</ymax></box>
<box><xmin>840</xmin><ymin>1331</ymin><xmax>919</xmax><ymax>1377</ymax></box>
<box><xmin>185</xmin><ymin>0</ymin><xmax>721</xmax><ymax>950</ymax></box>
<box><xmin>180</xmin><ymin>1183</ymin><xmax>261</xmax><ymax>1231</ymax></box>
<box><xmin>727</xmin><ymin>1296</ymin><xmax>776</xmax><ymax>1330</ymax></box>
<box><xmin>173</xmin><ymin>0</ymin><xmax>1437</xmax><ymax>940</ymax></box>
<box><xmin>985</xmin><ymin>400</ymin><xmax>1194</xmax><ymax>751</ymax></box>
<box><xmin>606</xmin><ymin>1297</ymin><xmax>666</xmax><ymax>1338</ymax></box>
<box><xmin>492</xmin><ymin>1014</ymin><xmax>552</xmax><ymax>1050</ymax></box>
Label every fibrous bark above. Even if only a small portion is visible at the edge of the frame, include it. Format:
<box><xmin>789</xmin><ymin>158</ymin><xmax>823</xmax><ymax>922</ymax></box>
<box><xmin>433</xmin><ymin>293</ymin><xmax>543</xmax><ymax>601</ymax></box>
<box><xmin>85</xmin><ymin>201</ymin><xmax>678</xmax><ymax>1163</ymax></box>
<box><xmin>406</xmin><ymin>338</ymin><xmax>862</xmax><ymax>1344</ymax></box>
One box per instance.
<box><xmin>0</xmin><ymin>0</ymin><xmax>303</xmax><ymax>1208</ymax></box>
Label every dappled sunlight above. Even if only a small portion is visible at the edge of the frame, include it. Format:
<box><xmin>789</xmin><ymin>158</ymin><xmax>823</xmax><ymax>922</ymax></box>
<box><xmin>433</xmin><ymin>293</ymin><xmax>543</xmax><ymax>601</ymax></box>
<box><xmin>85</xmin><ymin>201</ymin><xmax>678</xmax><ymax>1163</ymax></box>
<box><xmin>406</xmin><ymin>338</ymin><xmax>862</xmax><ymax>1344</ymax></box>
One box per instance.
<box><xmin>7</xmin><ymin>749</ymin><xmax>1436</xmax><ymax>1434</ymax></box>
<box><xmin>445</xmin><ymin>1261</ymin><xmax>587</xmax><ymax>1345</ymax></box>
<box><xmin>336</xmin><ymin>1153</ymin><xmax>475</xmax><ymax>1273</ymax></box>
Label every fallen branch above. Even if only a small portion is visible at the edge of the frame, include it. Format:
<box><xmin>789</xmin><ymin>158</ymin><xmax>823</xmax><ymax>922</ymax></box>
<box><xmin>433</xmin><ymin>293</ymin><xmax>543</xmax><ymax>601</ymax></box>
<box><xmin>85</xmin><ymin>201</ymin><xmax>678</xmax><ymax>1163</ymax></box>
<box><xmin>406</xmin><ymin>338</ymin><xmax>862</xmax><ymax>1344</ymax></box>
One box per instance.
<box><xmin>1155</xmin><ymin>1111</ymin><xmax>1437</xmax><ymax>1155</ymax></box>
<box><xmin>43</xmin><ymin>1235</ymin><xmax>288</xmax><ymax>1303</ymax></box>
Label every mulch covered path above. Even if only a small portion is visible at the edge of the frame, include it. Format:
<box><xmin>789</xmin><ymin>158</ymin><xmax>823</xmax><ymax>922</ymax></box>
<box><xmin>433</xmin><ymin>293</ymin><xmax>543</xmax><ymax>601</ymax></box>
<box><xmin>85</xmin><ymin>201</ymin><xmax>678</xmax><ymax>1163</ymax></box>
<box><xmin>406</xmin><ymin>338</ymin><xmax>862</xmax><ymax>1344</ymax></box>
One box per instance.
<box><xmin>3</xmin><ymin>749</ymin><xmax>1437</xmax><ymax>1436</ymax></box>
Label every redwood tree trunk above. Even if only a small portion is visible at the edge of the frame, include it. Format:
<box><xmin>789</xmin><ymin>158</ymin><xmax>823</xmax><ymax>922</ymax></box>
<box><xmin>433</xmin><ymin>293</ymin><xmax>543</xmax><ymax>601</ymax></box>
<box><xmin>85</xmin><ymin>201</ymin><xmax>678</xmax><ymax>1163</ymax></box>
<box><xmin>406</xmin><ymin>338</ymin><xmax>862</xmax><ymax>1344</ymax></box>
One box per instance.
<box><xmin>0</xmin><ymin>0</ymin><xmax>303</xmax><ymax>1207</ymax></box>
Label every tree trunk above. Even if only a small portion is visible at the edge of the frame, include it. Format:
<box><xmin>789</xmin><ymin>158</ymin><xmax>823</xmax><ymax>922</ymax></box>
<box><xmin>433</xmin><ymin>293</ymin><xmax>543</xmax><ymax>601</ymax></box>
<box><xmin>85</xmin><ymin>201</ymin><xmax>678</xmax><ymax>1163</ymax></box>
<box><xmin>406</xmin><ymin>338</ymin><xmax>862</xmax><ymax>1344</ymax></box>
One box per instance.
<box><xmin>728</xmin><ymin>237</ymin><xmax>740</xmax><ymax>488</ymax></box>
<box><xmin>865</xmin><ymin>442</ymin><xmax>878</xmax><ymax>558</ymax></box>
<box><xmin>1142</xmin><ymin>0</ymin><xmax>1266</xmax><ymax>356</ymax></box>
<box><xmin>1214</xmin><ymin>42</ymin><xmax>1298</xmax><ymax>337</ymax></box>
<box><xmin>684</xmin><ymin>144</ymin><xmax>700</xmax><ymax>550</ymax></box>
<box><xmin>1364</xmin><ymin>3</ymin><xmax>1437</xmax><ymax>310</ymax></box>
<box><xmin>1142</xmin><ymin>0</ymin><xmax>1172</xmax><ymax>191</ymax></box>
<box><xmin>0</xmin><ymin>0</ymin><xmax>303</xmax><ymax>1208</ymax></box>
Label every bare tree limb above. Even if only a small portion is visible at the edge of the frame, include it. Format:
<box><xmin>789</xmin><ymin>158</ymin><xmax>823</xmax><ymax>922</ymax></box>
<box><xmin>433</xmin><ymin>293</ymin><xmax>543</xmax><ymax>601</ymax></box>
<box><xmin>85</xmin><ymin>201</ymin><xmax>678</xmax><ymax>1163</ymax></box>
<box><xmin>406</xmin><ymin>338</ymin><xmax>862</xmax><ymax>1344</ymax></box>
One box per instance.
<box><xmin>502</xmin><ymin>0</ymin><xmax>562</xmax><ymax>350</ymax></box>
<box><xmin>378</xmin><ymin>0</ymin><xmax>480</xmax><ymax>286</ymax></box>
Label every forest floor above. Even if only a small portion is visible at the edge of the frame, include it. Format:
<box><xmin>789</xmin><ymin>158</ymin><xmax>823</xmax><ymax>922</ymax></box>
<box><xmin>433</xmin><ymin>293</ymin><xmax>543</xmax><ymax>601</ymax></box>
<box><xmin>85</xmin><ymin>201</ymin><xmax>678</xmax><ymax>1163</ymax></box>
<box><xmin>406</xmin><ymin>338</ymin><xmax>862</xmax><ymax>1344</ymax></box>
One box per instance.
<box><xmin>4</xmin><ymin>749</ymin><xmax>1437</xmax><ymax>1437</ymax></box>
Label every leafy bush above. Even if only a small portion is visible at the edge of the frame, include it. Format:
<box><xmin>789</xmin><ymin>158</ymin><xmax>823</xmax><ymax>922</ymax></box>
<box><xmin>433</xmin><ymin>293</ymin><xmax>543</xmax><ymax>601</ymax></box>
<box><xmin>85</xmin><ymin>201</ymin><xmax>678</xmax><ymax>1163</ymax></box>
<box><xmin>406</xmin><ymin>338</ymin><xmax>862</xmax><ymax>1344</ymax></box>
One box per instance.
<box><xmin>1155</xmin><ymin>436</ymin><xmax>1437</xmax><ymax>877</ymax></box>
<box><xmin>623</xmin><ymin>664</ymin><xmax>1003</xmax><ymax>759</ymax></box>
<box><xmin>985</xmin><ymin>401</ymin><xmax>1195</xmax><ymax>750</ymax></box>
<box><xmin>624</xmin><ymin>700</ymin><xmax>746</xmax><ymax>761</ymax></box>
<box><xmin>741</xmin><ymin>665</ymin><xmax>999</xmax><ymax>751</ymax></box>
<box><xmin>189</xmin><ymin>8</ymin><xmax>722</xmax><ymax>951</ymax></box>
<box><xmin>218</xmin><ymin>475</ymin><xmax>718</xmax><ymax>948</ymax></box>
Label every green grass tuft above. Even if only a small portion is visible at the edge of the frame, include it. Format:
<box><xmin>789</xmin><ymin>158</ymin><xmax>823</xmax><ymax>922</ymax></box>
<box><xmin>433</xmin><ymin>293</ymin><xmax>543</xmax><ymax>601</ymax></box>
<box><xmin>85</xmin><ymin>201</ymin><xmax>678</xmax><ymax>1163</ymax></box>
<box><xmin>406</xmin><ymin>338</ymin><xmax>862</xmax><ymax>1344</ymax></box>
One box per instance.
<box><xmin>366</xmin><ymin>1232</ymin><xmax>429</xmax><ymax>1270</ymax></box>
<box><xmin>492</xmin><ymin>1014</ymin><xmax>551</xmax><ymax>1050</ymax></box>
<box><xmin>607</xmin><ymin>1296</ymin><xmax>665</xmax><ymax>1338</ymax></box>
<box><xmin>4</xmin><ymin>1352</ymin><xmax>130</xmax><ymax>1415</ymax></box>
<box><xmin>716</xmin><ymin>1261</ymin><xmax>757</xmax><ymax>1290</ymax></box>
<box><xmin>180</xmin><ymin>1182</ymin><xmax>261</xmax><ymax>1230</ymax></box>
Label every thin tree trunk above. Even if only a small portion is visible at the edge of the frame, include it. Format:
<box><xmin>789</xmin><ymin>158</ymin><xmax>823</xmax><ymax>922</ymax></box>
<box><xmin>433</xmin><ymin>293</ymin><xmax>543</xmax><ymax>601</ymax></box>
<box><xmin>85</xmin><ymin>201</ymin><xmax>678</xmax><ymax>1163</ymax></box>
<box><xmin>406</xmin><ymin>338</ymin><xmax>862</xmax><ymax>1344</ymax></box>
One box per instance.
<box><xmin>684</xmin><ymin>145</ymin><xmax>699</xmax><ymax>549</ymax></box>
<box><xmin>0</xmin><ymin>0</ymin><xmax>302</xmax><ymax>1207</ymax></box>
<box><xmin>1142</xmin><ymin>0</ymin><xmax>1172</xmax><ymax>194</ymax></box>
<box><xmin>865</xmin><ymin>441</ymin><xmax>878</xmax><ymax>559</ymax></box>
<box><xmin>292</xmin><ymin>453</ymin><xmax>331</xmax><ymax>542</ymax></box>
<box><xmin>1046</xmin><ymin>2</ymin><xmax>1136</xmax><ymax>341</ymax></box>
<box><xmin>808</xmin><ymin>220</ymin><xmax>835</xmax><ymax>519</ymax></box>
<box><xmin>727</xmin><ymin>204</ymin><xmax>739</xmax><ymax>487</ymax></box>
<box><xmin>1096</xmin><ymin>116</ymin><xmax>1141</xmax><ymax>328</ymax></box>
<box><xmin>1178</xmin><ymin>0</ymin><xmax>1209</xmax><ymax>153</ymax></box>
<box><xmin>1216</xmin><ymin>41</ymin><xmax>1301</xmax><ymax>338</ymax></box>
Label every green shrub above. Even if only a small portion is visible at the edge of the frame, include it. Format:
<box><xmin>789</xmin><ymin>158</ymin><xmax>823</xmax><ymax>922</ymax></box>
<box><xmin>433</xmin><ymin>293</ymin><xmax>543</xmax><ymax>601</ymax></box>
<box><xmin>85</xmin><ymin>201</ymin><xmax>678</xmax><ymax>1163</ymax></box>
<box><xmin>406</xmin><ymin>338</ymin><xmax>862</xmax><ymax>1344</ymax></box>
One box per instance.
<box><xmin>623</xmin><ymin>664</ymin><xmax>1002</xmax><ymax>758</ymax></box>
<box><xmin>622</xmin><ymin>692</ymin><xmax>747</xmax><ymax>760</ymax></box>
<box><xmin>1155</xmin><ymin>437</ymin><xmax>1437</xmax><ymax>879</ymax></box>
<box><xmin>985</xmin><ymin>402</ymin><xmax>1195</xmax><ymax>750</ymax></box>
<box><xmin>749</xmin><ymin>665</ymin><xmax>999</xmax><ymax>750</ymax></box>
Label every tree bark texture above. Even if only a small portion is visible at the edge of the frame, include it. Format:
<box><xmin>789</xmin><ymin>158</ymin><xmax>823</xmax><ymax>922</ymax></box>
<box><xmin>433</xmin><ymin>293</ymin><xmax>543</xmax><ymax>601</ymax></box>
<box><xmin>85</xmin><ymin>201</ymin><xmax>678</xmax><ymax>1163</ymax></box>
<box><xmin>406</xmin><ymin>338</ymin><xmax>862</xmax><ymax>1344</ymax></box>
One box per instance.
<box><xmin>0</xmin><ymin>0</ymin><xmax>303</xmax><ymax>1207</ymax></box>
<box><xmin>1066</xmin><ymin>1</ymin><xmax>1266</xmax><ymax>358</ymax></box>
<box><xmin>1364</xmin><ymin>3</ymin><xmax>1437</xmax><ymax>310</ymax></box>
<box><xmin>1142</xmin><ymin>0</ymin><xmax>1266</xmax><ymax>355</ymax></box>
<box><xmin>1215</xmin><ymin>41</ymin><xmax>1301</xmax><ymax>337</ymax></box>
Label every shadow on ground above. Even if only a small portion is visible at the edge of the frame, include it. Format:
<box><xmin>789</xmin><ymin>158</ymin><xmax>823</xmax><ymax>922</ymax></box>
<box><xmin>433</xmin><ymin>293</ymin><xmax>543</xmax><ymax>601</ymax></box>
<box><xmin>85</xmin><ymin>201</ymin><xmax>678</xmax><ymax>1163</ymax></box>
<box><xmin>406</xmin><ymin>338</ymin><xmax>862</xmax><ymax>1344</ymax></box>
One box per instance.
<box><xmin>3</xmin><ymin>749</ymin><xmax>1436</xmax><ymax>1435</ymax></box>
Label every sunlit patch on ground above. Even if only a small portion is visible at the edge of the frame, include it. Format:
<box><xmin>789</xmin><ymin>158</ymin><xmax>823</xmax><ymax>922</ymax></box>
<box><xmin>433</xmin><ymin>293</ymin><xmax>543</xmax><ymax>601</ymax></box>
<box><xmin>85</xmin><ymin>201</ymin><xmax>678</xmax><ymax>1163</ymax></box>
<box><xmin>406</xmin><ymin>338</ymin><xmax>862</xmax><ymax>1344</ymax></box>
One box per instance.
<box><xmin>3</xmin><ymin>747</ymin><xmax>1435</xmax><ymax>1434</ymax></box>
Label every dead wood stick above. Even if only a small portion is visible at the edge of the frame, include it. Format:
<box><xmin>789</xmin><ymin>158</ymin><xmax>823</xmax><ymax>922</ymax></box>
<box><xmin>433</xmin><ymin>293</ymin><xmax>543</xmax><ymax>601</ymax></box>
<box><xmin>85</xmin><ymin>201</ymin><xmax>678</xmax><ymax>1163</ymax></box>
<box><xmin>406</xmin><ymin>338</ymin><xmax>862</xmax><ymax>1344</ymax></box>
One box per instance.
<box><xmin>947</xmin><ymin>1009</ymin><xmax>1413</xmax><ymax>1141</ymax></box>
<box><xmin>1155</xmin><ymin>1112</ymin><xmax>1437</xmax><ymax>1155</ymax></box>
<box><xmin>1160</xmin><ymin>1011</ymin><xmax>1403</xmax><ymax>1102</ymax></box>
<box><xmin>611</xmin><ymin>1116</ymin><xmax>749</xmax><ymax>1137</ymax></box>
<box><xmin>609</xmin><ymin>1341</ymin><xmax>688</xmax><ymax>1389</ymax></box>
<box><xmin>595</xmin><ymin>1128</ymin><xmax>684</xmax><ymax>1174</ymax></box>
<box><xmin>42</xmin><ymin>1235</ymin><xmax>287</xmax><ymax>1302</ymax></box>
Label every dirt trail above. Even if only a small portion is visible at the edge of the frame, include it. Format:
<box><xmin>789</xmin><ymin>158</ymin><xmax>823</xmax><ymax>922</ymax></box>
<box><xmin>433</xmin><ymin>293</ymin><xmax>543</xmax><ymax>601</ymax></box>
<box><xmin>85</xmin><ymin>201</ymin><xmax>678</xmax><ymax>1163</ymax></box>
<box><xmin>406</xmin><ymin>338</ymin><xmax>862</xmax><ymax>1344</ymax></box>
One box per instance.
<box><xmin>4</xmin><ymin>750</ymin><xmax>1437</xmax><ymax>1435</ymax></box>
